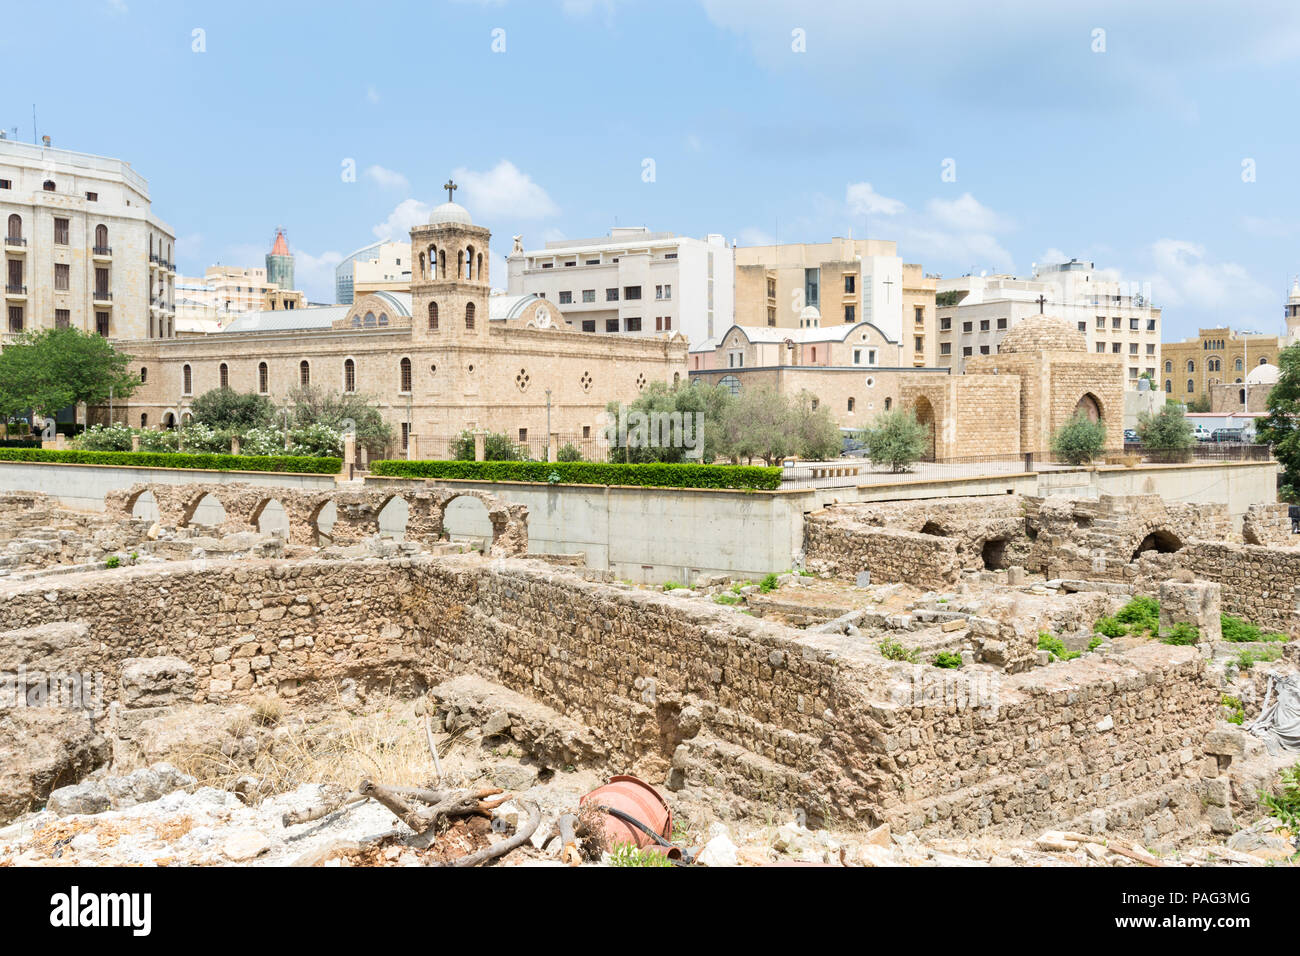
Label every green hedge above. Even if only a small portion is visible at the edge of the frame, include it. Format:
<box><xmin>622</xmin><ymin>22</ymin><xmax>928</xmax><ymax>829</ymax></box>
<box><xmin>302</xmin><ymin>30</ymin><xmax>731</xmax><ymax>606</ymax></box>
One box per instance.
<box><xmin>0</xmin><ymin>448</ymin><xmax>342</xmax><ymax>474</ymax></box>
<box><xmin>369</xmin><ymin>459</ymin><xmax>783</xmax><ymax>490</ymax></box>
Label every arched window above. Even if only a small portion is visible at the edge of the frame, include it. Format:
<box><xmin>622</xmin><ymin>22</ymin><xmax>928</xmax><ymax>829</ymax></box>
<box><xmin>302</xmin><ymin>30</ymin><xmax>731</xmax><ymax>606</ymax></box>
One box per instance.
<box><xmin>140</xmin><ymin>413</ymin><xmax>148</xmax><ymax>428</ymax></box>
<box><xmin>400</xmin><ymin>357</ymin><xmax>412</xmax><ymax>393</ymax></box>
<box><xmin>6</xmin><ymin>214</ymin><xmax>21</xmax><ymax>239</ymax></box>
<box><xmin>1164</xmin><ymin>361</ymin><xmax>1171</xmax><ymax>372</ymax></box>
<box><xmin>299</xmin><ymin>360</ymin><xmax>310</xmax><ymax>387</ymax></box>
<box><xmin>182</xmin><ymin>364</ymin><xmax>193</xmax><ymax>395</ymax></box>
<box><xmin>378</xmin><ymin>313</ymin><xmax>388</xmax><ymax>326</ymax></box>
<box><xmin>94</xmin><ymin>224</ymin><xmax>108</xmax><ymax>250</ymax></box>
<box><xmin>465</xmin><ymin>301</ymin><xmax>476</xmax><ymax>330</ymax></box>
<box><xmin>258</xmin><ymin>361</ymin><xmax>268</xmax><ymax>394</ymax></box>
<box><xmin>344</xmin><ymin>358</ymin><xmax>356</xmax><ymax>392</ymax></box>
<box><xmin>847</xmin><ymin>397</ymin><xmax>855</xmax><ymax>412</ymax></box>
<box><xmin>219</xmin><ymin>363</ymin><xmax>229</xmax><ymax>388</ymax></box>
<box><xmin>1260</xmin><ymin>356</ymin><xmax>1270</xmax><ymax>365</ymax></box>
<box><xmin>457</xmin><ymin>249</ymin><xmax>465</xmax><ymax>279</ymax></box>
<box><xmin>140</xmin><ymin>367</ymin><xmax>148</xmax><ymax>384</ymax></box>
<box><xmin>42</xmin><ymin>180</ymin><xmax>55</xmax><ymax>192</ymax></box>
<box><xmin>1208</xmin><ymin>358</ymin><xmax>1220</xmax><ymax>372</ymax></box>
<box><xmin>466</xmin><ymin>246</ymin><xmax>475</xmax><ymax>280</ymax></box>
<box><xmin>1240</xmin><ymin>388</ymin><xmax>1247</xmax><ymax>405</ymax></box>
<box><xmin>477</xmin><ymin>252</ymin><xmax>483</xmax><ymax>280</ymax></box>
<box><xmin>884</xmin><ymin>397</ymin><xmax>892</xmax><ymax>410</ymax></box>
<box><xmin>428</xmin><ymin>301</ymin><xmax>439</xmax><ymax>330</ymax></box>
<box><xmin>1235</xmin><ymin>358</ymin><xmax>1243</xmax><ymax>371</ymax></box>
<box><xmin>719</xmin><ymin>374</ymin><xmax>742</xmax><ymax>396</ymax></box>
<box><xmin>439</xmin><ymin>249</ymin><xmax>446</xmax><ymax>278</ymax></box>
<box><xmin>1186</xmin><ymin>379</ymin><xmax>1194</xmax><ymax>393</ymax></box>
<box><xmin>364</xmin><ymin>311</ymin><xmax>376</xmax><ymax>328</ymax></box>
<box><xmin>418</xmin><ymin>252</ymin><xmax>425</xmax><ymax>278</ymax></box>
<box><xmin>1187</xmin><ymin>360</ymin><xmax>1195</xmax><ymax>372</ymax></box>
<box><xmin>1164</xmin><ymin>379</ymin><xmax>1172</xmax><ymax>393</ymax></box>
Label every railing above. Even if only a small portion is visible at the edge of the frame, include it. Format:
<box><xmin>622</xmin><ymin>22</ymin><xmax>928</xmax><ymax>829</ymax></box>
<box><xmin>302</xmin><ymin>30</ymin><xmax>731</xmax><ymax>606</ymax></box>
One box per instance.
<box><xmin>92</xmin><ymin>290</ymin><xmax>112</xmax><ymax>300</ymax></box>
<box><xmin>92</xmin><ymin>245</ymin><xmax>112</xmax><ymax>256</ymax></box>
<box><xmin>4</xmin><ymin>236</ymin><xmax>25</xmax><ymax>247</ymax></box>
<box><xmin>4</xmin><ymin>284</ymin><xmax>25</xmax><ymax>295</ymax></box>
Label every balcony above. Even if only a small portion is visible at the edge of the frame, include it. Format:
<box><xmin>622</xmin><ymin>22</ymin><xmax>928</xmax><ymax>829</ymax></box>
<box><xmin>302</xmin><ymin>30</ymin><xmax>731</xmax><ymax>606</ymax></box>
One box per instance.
<box><xmin>4</xmin><ymin>284</ymin><xmax>26</xmax><ymax>299</ymax></box>
<box><xmin>92</xmin><ymin>290</ymin><xmax>112</xmax><ymax>302</ymax></box>
<box><xmin>92</xmin><ymin>245</ymin><xmax>112</xmax><ymax>260</ymax></box>
<box><xmin>4</xmin><ymin>237</ymin><xmax>26</xmax><ymax>251</ymax></box>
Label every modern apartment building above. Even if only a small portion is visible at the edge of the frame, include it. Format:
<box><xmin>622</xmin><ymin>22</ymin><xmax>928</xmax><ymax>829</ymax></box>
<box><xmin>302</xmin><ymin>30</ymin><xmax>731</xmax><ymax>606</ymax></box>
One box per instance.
<box><xmin>1</xmin><ymin>136</ymin><xmax>175</xmax><ymax>342</ymax></box>
<box><xmin>733</xmin><ymin>237</ymin><xmax>936</xmax><ymax>366</ymax></box>
<box><xmin>506</xmin><ymin>227</ymin><xmax>733</xmax><ymax>345</ymax></box>
<box><xmin>352</xmin><ymin>240</ymin><xmax>412</xmax><ymax>298</ymax></box>
<box><xmin>935</xmin><ymin>259</ymin><xmax>1161</xmax><ymax>389</ymax></box>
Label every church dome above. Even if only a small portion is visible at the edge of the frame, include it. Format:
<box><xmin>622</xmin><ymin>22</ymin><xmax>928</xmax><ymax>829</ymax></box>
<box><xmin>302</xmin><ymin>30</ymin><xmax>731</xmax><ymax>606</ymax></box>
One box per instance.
<box><xmin>1247</xmin><ymin>362</ymin><xmax>1279</xmax><ymax>385</ymax></box>
<box><xmin>799</xmin><ymin>305</ymin><xmax>821</xmax><ymax>327</ymax></box>
<box><xmin>998</xmin><ymin>314</ymin><xmax>1087</xmax><ymax>353</ymax></box>
<box><xmin>428</xmin><ymin>201</ymin><xmax>473</xmax><ymax>226</ymax></box>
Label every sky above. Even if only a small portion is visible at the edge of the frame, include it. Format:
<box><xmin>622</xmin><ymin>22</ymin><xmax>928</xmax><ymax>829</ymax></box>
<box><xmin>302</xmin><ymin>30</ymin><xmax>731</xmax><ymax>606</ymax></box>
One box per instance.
<box><xmin>5</xmin><ymin>0</ymin><xmax>1300</xmax><ymax>339</ymax></box>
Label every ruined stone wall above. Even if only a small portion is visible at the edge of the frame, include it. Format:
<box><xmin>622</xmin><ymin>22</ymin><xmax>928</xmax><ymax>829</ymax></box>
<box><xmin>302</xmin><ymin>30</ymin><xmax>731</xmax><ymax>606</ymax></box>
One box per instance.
<box><xmin>804</xmin><ymin>523</ymin><xmax>961</xmax><ymax>588</ymax></box>
<box><xmin>1242</xmin><ymin>503</ymin><xmax>1296</xmax><ymax>548</ymax></box>
<box><xmin>0</xmin><ymin>491</ymin><xmax>150</xmax><ymax>575</ymax></box>
<box><xmin>1138</xmin><ymin>542</ymin><xmax>1300</xmax><ymax>634</ymax></box>
<box><xmin>0</xmin><ymin>553</ymin><xmax>1223</xmax><ymax>838</ymax></box>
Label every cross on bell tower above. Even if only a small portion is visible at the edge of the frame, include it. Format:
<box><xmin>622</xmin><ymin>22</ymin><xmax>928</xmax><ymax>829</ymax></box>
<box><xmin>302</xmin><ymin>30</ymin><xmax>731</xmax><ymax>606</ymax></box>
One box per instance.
<box><xmin>443</xmin><ymin>179</ymin><xmax>457</xmax><ymax>202</ymax></box>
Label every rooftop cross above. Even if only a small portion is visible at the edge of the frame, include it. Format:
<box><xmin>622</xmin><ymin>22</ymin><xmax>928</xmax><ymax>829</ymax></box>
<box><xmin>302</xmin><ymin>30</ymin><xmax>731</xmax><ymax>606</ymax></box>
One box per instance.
<box><xmin>443</xmin><ymin>179</ymin><xmax>457</xmax><ymax>202</ymax></box>
<box><xmin>1036</xmin><ymin>294</ymin><xmax>1047</xmax><ymax>313</ymax></box>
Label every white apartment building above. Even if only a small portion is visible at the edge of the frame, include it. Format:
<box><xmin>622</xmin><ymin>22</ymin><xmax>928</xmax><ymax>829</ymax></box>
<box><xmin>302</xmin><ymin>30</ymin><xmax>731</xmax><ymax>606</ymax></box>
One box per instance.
<box><xmin>935</xmin><ymin>259</ymin><xmax>1161</xmax><ymax>388</ymax></box>
<box><xmin>506</xmin><ymin>227</ymin><xmax>734</xmax><ymax>345</ymax></box>
<box><xmin>352</xmin><ymin>240</ymin><xmax>412</xmax><ymax>297</ymax></box>
<box><xmin>1</xmin><ymin>136</ymin><xmax>175</xmax><ymax>343</ymax></box>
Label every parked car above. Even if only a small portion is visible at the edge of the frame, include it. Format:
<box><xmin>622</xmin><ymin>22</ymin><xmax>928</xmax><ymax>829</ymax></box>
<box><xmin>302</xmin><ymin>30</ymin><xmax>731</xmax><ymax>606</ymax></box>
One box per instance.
<box><xmin>1123</xmin><ymin>428</ymin><xmax>1140</xmax><ymax>443</ymax></box>
<box><xmin>1210</xmin><ymin>427</ymin><xmax>1246</xmax><ymax>443</ymax></box>
<box><xmin>1192</xmin><ymin>424</ymin><xmax>1212</xmax><ymax>442</ymax></box>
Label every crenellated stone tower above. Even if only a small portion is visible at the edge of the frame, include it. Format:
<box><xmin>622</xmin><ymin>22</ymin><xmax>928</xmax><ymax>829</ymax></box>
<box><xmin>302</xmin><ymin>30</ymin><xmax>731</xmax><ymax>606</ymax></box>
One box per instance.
<box><xmin>409</xmin><ymin>179</ymin><xmax>491</xmax><ymax>342</ymax></box>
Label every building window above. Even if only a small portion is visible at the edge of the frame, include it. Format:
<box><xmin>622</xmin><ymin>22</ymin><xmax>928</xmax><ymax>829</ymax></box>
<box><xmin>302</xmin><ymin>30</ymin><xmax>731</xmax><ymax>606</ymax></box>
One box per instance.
<box><xmin>55</xmin><ymin>309</ymin><xmax>70</xmax><ymax>329</ymax></box>
<box><xmin>962</xmin><ymin>346</ymin><xmax>972</xmax><ymax>357</ymax></box>
<box><xmin>1234</xmin><ymin>358</ymin><xmax>1243</xmax><ymax>371</ymax></box>
<box><xmin>300</xmin><ymin>360</ymin><xmax>310</xmax><ymax>387</ymax></box>
<box><xmin>258</xmin><ymin>362</ymin><xmax>269</xmax><ymax>393</ymax></box>
<box><xmin>1165</xmin><ymin>360</ymin><xmax>1172</xmax><ymax>372</ymax></box>
<box><xmin>54</xmin><ymin>218</ymin><xmax>69</xmax><ymax>244</ymax></box>
<box><xmin>428</xmin><ymin>301</ymin><xmax>439</xmax><ymax>330</ymax></box>
<box><xmin>93</xmin><ymin>312</ymin><xmax>108</xmax><ymax>336</ymax></box>
<box><xmin>217</xmin><ymin>363</ymin><xmax>229</xmax><ymax>388</ymax></box>
<box><xmin>804</xmin><ymin>268</ymin><xmax>819</xmax><ymax>307</ymax></box>
<box><xmin>1096</xmin><ymin>343</ymin><xmax>1106</xmax><ymax>353</ymax></box>
<box><xmin>844</xmin><ymin>275</ymin><xmax>856</xmax><ymax>294</ymax></box>
<box><xmin>915</xmin><ymin>336</ymin><xmax>924</xmax><ymax>352</ymax></box>
<box><xmin>623</xmin><ymin>285</ymin><xmax>641</xmax><ymax>300</ymax></box>
<box><xmin>54</xmin><ymin>263</ymin><xmax>69</xmax><ymax>290</ymax></box>
<box><xmin>1112</xmin><ymin>343</ymin><xmax>1122</xmax><ymax>353</ymax></box>
<box><xmin>344</xmin><ymin>359</ymin><xmax>356</xmax><ymax>392</ymax></box>
<box><xmin>605</xmin><ymin>318</ymin><xmax>619</xmax><ymax>333</ymax></box>
<box><xmin>140</xmin><ymin>413</ymin><xmax>147</xmax><ymax>427</ymax></box>
<box><xmin>400</xmin><ymin>357</ymin><xmax>412</xmax><ymax>393</ymax></box>
<box><xmin>5</xmin><ymin>214</ymin><xmax>20</xmax><ymax>239</ymax></box>
<box><xmin>94</xmin><ymin>224</ymin><xmax>108</xmax><ymax>250</ymax></box>
<box><xmin>42</xmin><ymin>180</ymin><xmax>55</xmax><ymax>192</ymax></box>
<box><xmin>719</xmin><ymin>374</ymin><xmax>741</xmax><ymax>396</ymax></box>
<box><xmin>606</xmin><ymin>288</ymin><xmax>619</xmax><ymax>301</ymax></box>
<box><xmin>465</xmin><ymin>301</ymin><xmax>475</xmax><ymax>330</ymax></box>
<box><xmin>940</xmin><ymin>342</ymin><xmax>951</xmax><ymax>355</ymax></box>
<box><xmin>401</xmin><ymin>422</ymin><xmax>410</xmax><ymax>452</ymax></box>
<box><xmin>766</xmin><ymin>277</ymin><xmax>776</xmax><ymax>297</ymax></box>
<box><xmin>847</xmin><ymin>397</ymin><xmax>855</xmax><ymax>412</ymax></box>
<box><xmin>1147</xmin><ymin>319</ymin><xmax>1156</xmax><ymax>331</ymax></box>
<box><xmin>0</xmin><ymin>180</ymin><xmax>10</xmax><ymax>190</ymax></box>
<box><xmin>559</xmin><ymin>291</ymin><xmax>573</xmax><ymax>304</ymax></box>
<box><xmin>581</xmin><ymin>320</ymin><xmax>595</xmax><ymax>332</ymax></box>
<box><xmin>1164</xmin><ymin>380</ymin><xmax>1171</xmax><ymax>393</ymax></box>
<box><xmin>1130</xmin><ymin>318</ymin><xmax>1139</xmax><ymax>330</ymax></box>
<box><xmin>1187</xmin><ymin>360</ymin><xmax>1195</xmax><ymax>372</ymax></box>
<box><xmin>884</xmin><ymin>398</ymin><xmax>892</xmax><ymax>411</ymax></box>
<box><xmin>518</xmin><ymin>428</ymin><xmax>528</xmax><ymax>442</ymax></box>
<box><xmin>94</xmin><ymin>267</ymin><xmax>109</xmax><ymax>297</ymax></box>
<box><xmin>582</xmin><ymin>289</ymin><xmax>595</xmax><ymax>303</ymax></box>
<box><xmin>979</xmin><ymin>345</ymin><xmax>990</xmax><ymax>355</ymax></box>
<box><xmin>625</xmin><ymin>316</ymin><xmax>642</xmax><ymax>332</ymax></box>
<box><xmin>996</xmin><ymin>317</ymin><xmax>1007</xmax><ymax>330</ymax></box>
<box><xmin>979</xmin><ymin>320</ymin><xmax>990</xmax><ymax>331</ymax></box>
<box><xmin>962</xmin><ymin>321</ymin><xmax>972</xmax><ymax>333</ymax></box>
<box><xmin>1111</xmin><ymin>317</ymin><xmax>1121</xmax><ymax>328</ymax></box>
<box><xmin>844</xmin><ymin>305</ymin><xmax>856</xmax><ymax>323</ymax></box>
<box><xmin>1187</xmin><ymin>379</ymin><xmax>1194</xmax><ymax>393</ymax></box>
<box><xmin>939</xmin><ymin>317</ymin><xmax>951</xmax><ymax>331</ymax></box>
<box><xmin>6</xmin><ymin>306</ymin><xmax>21</xmax><ymax>332</ymax></box>
<box><xmin>182</xmin><ymin>364</ymin><xmax>193</xmax><ymax>395</ymax></box>
<box><xmin>767</xmin><ymin>307</ymin><xmax>776</xmax><ymax>326</ymax></box>
<box><xmin>1130</xmin><ymin>343</ymin><xmax>1139</xmax><ymax>355</ymax></box>
<box><xmin>140</xmin><ymin>367</ymin><xmax>147</xmax><ymax>384</ymax></box>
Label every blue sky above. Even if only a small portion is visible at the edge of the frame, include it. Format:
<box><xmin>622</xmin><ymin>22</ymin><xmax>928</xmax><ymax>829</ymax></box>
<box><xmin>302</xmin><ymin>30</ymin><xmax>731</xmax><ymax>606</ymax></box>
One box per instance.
<box><xmin>5</xmin><ymin>0</ymin><xmax>1300</xmax><ymax>338</ymax></box>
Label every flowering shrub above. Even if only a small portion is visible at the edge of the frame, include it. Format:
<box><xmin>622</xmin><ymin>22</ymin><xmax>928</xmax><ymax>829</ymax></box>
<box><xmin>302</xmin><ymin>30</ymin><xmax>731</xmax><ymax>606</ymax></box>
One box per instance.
<box><xmin>76</xmin><ymin>423</ymin><xmax>135</xmax><ymax>452</ymax></box>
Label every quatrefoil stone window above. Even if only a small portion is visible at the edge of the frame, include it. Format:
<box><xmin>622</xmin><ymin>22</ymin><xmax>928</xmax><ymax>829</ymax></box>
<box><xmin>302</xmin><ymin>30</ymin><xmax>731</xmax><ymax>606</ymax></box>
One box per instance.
<box><xmin>635</xmin><ymin>373</ymin><xmax>647</xmax><ymax>390</ymax></box>
<box><xmin>515</xmin><ymin>368</ymin><xmax>530</xmax><ymax>391</ymax></box>
<box><xmin>580</xmin><ymin>371</ymin><xmax>593</xmax><ymax>392</ymax></box>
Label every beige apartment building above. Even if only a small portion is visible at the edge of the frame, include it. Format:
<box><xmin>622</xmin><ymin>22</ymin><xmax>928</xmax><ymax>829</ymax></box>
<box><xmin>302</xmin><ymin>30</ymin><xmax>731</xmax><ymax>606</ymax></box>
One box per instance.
<box><xmin>1</xmin><ymin>136</ymin><xmax>175</xmax><ymax>343</ymax></box>
<box><xmin>733</xmin><ymin>238</ymin><xmax>937</xmax><ymax>367</ymax></box>
<box><xmin>935</xmin><ymin>259</ymin><xmax>1161</xmax><ymax>390</ymax></box>
<box><xmin>352</xmin><ymin>240</ymin><xmax>413</xmax><ymax>298</ymax></box>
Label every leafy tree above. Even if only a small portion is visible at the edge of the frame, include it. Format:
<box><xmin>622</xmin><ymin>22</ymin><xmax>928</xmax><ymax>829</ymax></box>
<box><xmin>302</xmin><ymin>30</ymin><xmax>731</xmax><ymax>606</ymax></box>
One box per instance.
<box><xmin>0</xmin><ymin>328</ymin><xmax>139</xmax><ymax>422</ymax></box>
<box><xmin>605</xmin><ymin>380</ymin><xmax>732</xmax><ymax>463</ymax></box>
<box><xmin>1184</xmin><ymin>394</ymin><xmax>1211</xmax><ymax>413</ymax></box>
<box><xmin>861</xmin><ymin>409</ymin><xmax>929</xmax><ymax>472</ymax></box>
<box><xmin>556</xmin><ymin>442</ymin><xmax>584</xmax><ymax>462</ymax></box>
<box><xmin>450</xmin><ymin>430</ymin><xmax>522</xmax><ymax>461</ymax></box>
<box><xmin>713</xmin><ymin>385</ymin><xmax>794</xmax><ymax>465</ymax></box>
<box><xmin>287</xmin><ymin>386</ymin><xmax>393</xmax><ymax>456</ymax></box>
<box><xmin>1257</xmin><ymin>342</ymin><xmax>1300</xmax><ymax>498</ymax></box>
<box><xmin>1136</xmin><ymin>402</ymin><xmax>1194</xmax><ymax>460</ymax></box>
<box><xmin>189</xmin><ymin>388</ymin><xmax>274</xmax><ymax>431</ymax></box>
<box><xmin>1051</xmin><ymin>411</ymin><xmax>1107</xmax><ymax>464</ymax></box>
<box><xmin>786</xmin><ymin>391</ymin><xmax>843</xmax><ymax>461</ymax></box>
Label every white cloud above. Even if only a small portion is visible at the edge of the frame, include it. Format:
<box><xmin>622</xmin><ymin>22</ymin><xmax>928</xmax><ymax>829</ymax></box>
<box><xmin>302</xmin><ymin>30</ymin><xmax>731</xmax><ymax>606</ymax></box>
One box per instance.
<box><xmin>1240</xmin><ymin>215</ymin><xmax>1298</xmax><ymax>240</ymax></box>
<box><xmin>293</xmin><ymin>249</ymin><xmax>345</xmax><ymax>303</ymax></box>
<box><xmin>363</xmin><ymin>165</ymin><xmax>410</xmax><ymax>190</ymax></box>
<box><xmin>846</xmin><ymin>182</ymin><xmax>904</xmax><ymax>217</ymax></box>
<box><xmin>372</xmin><ymin>198</ymin><xmax>432</xmax><ymax>240</ymax></box>
<box><xmin>450</xmin><ymin>160</ymin><xmax>558</xmax><ymax>220</ymax></box>
<box><xmin>106</xmin><ymin>0</ymin><xmax>127</xmax><ymax>14</ymax></box>
<box><xmin>924</xmin><ymin>193</ymin><xmax>1009</xmax><ymax>234</ymax></box>
<box><xmin>1147</xmin><ymin>238</ymin><xmax>1273</xmax><ymax>315</ymax></box>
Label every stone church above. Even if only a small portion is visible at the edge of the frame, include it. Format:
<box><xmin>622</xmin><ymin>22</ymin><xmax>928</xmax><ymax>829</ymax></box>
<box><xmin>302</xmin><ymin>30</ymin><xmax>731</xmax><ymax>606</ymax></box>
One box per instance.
<box><xmin>120</xmin><ymin>190</ymin><xmax>689</xmax><ymax>457</ymax></box>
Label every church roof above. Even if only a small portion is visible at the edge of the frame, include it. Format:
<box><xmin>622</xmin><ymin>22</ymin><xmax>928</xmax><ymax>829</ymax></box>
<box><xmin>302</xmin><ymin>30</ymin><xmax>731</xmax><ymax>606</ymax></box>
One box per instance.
<box><xmin>489</xmin><ymin>292</ymin><xmax>543</xmax><ymax>321</ymax></box>
<box><xmin>218</xmin><ymin>305</ymin><xmax>350</xmax><ymax>333</ymax></box>
<box><xmin>999</xmin><ymin>314</ymin><xmax>1087</xmax><ymax>353</ymax></box>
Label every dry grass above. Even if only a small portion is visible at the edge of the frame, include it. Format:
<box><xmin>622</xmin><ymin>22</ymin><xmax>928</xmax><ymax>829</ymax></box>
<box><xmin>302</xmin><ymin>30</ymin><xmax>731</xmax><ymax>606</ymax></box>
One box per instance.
<box><xmin>165</xmin><ymin>688</ymin><xmax>484</xmax><ymax>802</ymax></box>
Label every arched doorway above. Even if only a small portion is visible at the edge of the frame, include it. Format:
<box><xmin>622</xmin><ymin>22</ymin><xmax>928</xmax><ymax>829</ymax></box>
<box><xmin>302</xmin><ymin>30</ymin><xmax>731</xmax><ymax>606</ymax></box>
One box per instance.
<box><xmin>443</xmin><ymin>495</ymin><xmax>493</xmax><ymax>550</ymax></box>
<box><xmin>1074</xmin><ymin>393</ymin><xmax>1102</xmax><ymax>422</ymax></box>
<box><xmin>1131</xmin><ymin>528</ymin><xmax>1182</xmax><ymax>562</ymax></box>
<box><xmin>913</xmin><ymin>396</ymin><xmax>937</xmax><ymax>461</ymax></box>
<box><xmin>981</xmin><ymin>537</ymin><xmax>1010</xmax><ymax>570</ymax></box>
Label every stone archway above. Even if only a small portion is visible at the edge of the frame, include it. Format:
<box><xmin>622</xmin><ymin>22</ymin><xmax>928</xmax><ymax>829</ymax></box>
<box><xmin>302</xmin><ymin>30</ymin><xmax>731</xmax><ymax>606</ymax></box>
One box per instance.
<box><xmin>250</xmin><ymin>497</ymin><xmax>291</xmax><ymax>538</ymax></box>
<box><xmin>1130</xmin><ymin>528</ymin><xmax>1182</xmax><ymax>562</ymax></box>
<box><xmin>428</xmin><ymin>486</ymin><xmax>529</xmax><ymax>557</ymax></box>
<box><xmin>913</xmin><ymin>396</ymin><xmax>937</xmax><ymax>462</ymax></box>
<box><xmin>182</xmin><ymin>492</ymin><xmax>228</xmax><ymax>529</ymax></box>
<box><xmin>1075</xmin><ymin>392</ymin><xmax>1102</xmax><ymax>423</ymax></box>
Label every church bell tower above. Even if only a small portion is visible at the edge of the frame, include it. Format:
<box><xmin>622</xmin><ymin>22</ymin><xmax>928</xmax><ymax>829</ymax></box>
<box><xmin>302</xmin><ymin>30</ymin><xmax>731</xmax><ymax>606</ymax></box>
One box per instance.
<box><xmin>410</xmin><ymin>178</ymin><xmax>491</xmax><ymax>340</ymax></box>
